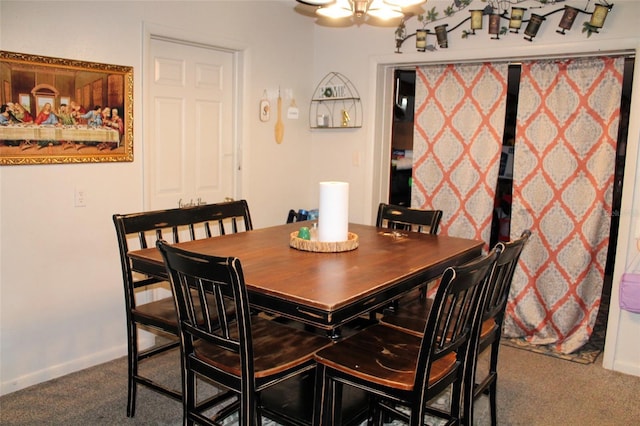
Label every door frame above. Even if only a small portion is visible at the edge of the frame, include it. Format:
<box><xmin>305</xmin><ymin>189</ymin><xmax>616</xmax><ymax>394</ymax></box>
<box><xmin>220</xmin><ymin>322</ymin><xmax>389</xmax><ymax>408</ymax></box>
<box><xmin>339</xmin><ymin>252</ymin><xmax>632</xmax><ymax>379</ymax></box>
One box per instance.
<box><xmin>142</xmin><ymin>22</ymin><xmax>246</xmax><ymax>210</ymax></box>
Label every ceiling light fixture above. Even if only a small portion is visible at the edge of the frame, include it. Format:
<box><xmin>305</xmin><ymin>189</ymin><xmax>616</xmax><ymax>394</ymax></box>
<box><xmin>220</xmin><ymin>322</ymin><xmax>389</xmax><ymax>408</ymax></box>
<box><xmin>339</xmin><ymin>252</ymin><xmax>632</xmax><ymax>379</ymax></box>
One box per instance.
<box><xmin>383</xmin><ymin>0</ymin><xmax>426</xmax><ymax>6</ymax></box>
<box><xmin>297</xmin><ymin>0</ymin><xmax>424</xmax><ymax>21</ymax></box>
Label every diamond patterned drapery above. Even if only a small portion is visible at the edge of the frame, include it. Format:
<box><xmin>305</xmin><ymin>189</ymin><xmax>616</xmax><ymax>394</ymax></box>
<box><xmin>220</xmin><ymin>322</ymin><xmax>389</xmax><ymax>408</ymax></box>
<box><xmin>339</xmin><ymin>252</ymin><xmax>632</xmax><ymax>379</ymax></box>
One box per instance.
<box><xmin>411</xmin><ymin>63</ymin><xmax>508</xmax><ymax>245</ymax></box>
<box><xmin>503</xmin><ymin>56</ymin><xmax>624</xmax><ymax>354</ymax></box>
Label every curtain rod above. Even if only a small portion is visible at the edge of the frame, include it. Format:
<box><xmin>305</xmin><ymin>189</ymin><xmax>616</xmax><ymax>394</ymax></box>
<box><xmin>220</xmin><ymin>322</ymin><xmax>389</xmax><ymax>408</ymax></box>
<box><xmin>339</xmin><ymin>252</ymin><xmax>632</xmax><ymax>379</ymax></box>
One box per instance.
<box><xmin>390</xmin><ymin>49</ymin><xmax>635</xmax><ymax>69</ymax></box>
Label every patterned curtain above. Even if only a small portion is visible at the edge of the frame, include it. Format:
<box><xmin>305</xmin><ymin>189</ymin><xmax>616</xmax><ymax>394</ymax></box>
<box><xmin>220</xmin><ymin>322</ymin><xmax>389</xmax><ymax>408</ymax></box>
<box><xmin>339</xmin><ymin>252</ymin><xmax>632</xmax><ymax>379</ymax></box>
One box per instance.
<box><xmin>411</xmin><ymin>63</ymin><xmax>508</xmax><ymax>244</ymax></box>
<box><xmin>503</xmin><ymin>56</ymin><xmax>624</xmax><ymax>354</ymax></box>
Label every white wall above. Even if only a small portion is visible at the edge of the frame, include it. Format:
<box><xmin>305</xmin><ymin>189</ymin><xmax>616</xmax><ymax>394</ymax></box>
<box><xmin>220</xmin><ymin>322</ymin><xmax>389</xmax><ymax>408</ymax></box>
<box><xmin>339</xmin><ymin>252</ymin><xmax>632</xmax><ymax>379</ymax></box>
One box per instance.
<box><xmin>1</xmin><ymin>0</ymin><xmax>639</xmax><ymax>395</ymax></box>
<box><xmin>0</xmin><ymin>0</ymin><xmax>317</xmax><ymax>395</ymax></box>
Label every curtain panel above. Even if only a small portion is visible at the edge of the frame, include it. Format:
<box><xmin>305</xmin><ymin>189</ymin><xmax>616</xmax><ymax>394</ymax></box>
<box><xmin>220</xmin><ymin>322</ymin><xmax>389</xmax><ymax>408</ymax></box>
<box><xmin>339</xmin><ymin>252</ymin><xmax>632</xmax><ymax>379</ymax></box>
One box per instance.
<box><xmin>411</xmin><ymin>63</ymin><xmax>508</xmax><ymax>245</ymax></box>
<box><xmin>504</xmin><ymin>56</ymin><xmax>624</xmax><ymax>353</ymax></box>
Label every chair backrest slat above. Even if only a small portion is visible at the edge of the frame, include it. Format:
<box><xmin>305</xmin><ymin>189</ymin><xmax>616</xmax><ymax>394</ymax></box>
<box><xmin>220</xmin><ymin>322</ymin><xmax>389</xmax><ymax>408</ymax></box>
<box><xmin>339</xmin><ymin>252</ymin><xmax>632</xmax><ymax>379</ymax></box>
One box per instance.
<box><xmin>376</xmin><ymin>203</ymin><xmax>443</xmax><ymax>235</ymax></box>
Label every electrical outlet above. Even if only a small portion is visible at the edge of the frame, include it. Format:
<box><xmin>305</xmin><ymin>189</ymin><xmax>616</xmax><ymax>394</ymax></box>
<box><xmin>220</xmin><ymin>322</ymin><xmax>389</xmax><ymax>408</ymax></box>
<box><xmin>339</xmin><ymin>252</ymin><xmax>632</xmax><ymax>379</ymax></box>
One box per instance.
<box><xmin>75</xmin><ymin>188</ymin><xmax>86</xmax><ymax>207</ymax></box>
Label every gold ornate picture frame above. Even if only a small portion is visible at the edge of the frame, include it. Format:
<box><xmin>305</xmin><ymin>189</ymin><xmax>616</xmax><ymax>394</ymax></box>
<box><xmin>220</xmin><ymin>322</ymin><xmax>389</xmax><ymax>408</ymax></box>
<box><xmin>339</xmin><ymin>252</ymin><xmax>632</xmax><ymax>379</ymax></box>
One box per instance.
<box><xmin>0</xmin><ymin>51</ymin><xmax>133</xmax><ymax>165</ymax></box>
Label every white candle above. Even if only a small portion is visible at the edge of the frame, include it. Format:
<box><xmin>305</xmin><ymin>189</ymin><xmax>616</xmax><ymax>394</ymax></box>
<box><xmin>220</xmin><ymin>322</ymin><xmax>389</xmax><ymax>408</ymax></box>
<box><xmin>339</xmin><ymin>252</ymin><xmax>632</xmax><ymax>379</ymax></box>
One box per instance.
<box><xmin>318</xmin><ymin>181</ymin><xmax>349</xmax><ymax>242</ymax></box>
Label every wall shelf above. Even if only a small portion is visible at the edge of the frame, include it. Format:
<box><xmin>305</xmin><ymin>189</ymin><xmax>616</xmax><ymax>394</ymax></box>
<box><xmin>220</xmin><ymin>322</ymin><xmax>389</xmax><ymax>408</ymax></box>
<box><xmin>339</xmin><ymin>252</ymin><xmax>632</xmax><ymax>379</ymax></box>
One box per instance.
<box><xmin>310</xmin><ymin>72</ymin><xmax>362</xmax><ymax>129</ymax></box>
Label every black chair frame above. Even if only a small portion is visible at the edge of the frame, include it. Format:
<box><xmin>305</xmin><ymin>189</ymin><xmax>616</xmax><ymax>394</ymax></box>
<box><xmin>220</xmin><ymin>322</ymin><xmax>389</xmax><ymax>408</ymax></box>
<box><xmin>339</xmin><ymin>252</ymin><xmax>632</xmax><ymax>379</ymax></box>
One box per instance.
<box><xmin>313</xmin><ymin>248</ymin><xmax>499</xmax><ymax>426</ymax></box>
<box><xmin>464</xmin><ymin>230</ymin><xmax>531</xmax><ymax>426</ymax></box>
<box><xmin>112</xmin><ymin>200</ymin><xmax>252</xmax><ymax>417</ymax></box>
<box><xmin>375</xmin><ymin>203</ymin><xmax>444</xmax><ymax>312</ymax></box>
<box><xmin>157</xmin><ymin>240</ymin><xmax>329</xmax><ymax>426</ymax></box>
<box><xmin>376</xmin><ymin>203</ymin><xmax>443</xmax><ymax>235</ymax></box>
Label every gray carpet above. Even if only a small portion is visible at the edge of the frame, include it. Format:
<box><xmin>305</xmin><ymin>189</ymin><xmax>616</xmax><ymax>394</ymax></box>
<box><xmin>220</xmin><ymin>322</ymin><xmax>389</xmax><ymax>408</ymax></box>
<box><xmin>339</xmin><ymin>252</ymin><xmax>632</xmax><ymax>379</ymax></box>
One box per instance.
<box><xmin>1</xmin><ymin>343</ymin><xmax>639</xmax><ymax>425</ymax></box>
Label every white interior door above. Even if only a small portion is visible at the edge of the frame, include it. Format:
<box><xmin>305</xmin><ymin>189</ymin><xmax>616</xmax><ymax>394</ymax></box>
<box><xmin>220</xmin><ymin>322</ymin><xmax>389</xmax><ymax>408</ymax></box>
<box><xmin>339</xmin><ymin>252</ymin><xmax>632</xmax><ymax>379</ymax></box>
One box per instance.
<box><xmin>146</xmin><ymin>36</ymin><xmax>236</xmax><ymax>210</ymax></box>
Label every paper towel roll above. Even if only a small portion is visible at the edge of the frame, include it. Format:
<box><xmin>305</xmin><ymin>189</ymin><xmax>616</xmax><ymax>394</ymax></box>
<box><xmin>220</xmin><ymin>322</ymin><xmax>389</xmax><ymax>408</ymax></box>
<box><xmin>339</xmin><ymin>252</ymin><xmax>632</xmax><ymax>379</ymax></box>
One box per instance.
<box><xmin>318</xmin><ymin>181</ymin><xmax>349</xmax><ymax>242</ymax></box>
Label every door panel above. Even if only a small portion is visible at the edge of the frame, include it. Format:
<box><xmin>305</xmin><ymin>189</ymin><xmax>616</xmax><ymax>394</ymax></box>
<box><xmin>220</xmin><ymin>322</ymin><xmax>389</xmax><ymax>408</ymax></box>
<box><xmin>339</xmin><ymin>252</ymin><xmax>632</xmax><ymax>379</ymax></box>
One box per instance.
<box><xmin>147</xmin><ymin>37</ymin><xmax>235</xmax><ymax>210</ymax></box>
<box><xmin>195</xmin><ymin>100</ymin><xmax>221</xmax><ymax>191</ymax></box>
<box><xmin>153</xmin><ymin>97</ymin><xmax>184</xmax><ymax>196</ymax></box>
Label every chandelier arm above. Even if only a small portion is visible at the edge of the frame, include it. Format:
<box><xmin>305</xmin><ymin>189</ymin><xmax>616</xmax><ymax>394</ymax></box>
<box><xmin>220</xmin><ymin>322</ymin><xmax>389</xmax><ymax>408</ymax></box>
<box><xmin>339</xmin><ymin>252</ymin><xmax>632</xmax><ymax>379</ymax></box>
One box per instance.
<box><xmin>296</xmin><ymin>0</ymin><xmax>336</xmax><ymax>6</ymax></box>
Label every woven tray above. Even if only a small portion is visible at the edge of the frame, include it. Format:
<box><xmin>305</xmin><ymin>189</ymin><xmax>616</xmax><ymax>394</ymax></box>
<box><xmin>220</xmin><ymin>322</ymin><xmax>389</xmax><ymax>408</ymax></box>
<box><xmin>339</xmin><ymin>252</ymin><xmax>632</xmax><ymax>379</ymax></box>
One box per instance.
<box><xmin>289</xmin><ymin>231</ymin><xmax>359</xmax><ymax>253</ymax></box>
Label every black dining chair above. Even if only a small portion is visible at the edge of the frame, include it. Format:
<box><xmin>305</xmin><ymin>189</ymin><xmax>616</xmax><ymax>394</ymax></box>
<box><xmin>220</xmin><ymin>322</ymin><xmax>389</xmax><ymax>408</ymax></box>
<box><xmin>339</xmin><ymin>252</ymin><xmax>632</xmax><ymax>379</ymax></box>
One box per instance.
<box><xmin>112</xmin><ymin>200</ymin><xmax>253</xmax><ymax>417</ymax></box>
<box><xmin>312</xmin><ymin>247</ymin><xmax>500</xmax><ymax>426</ymax></box>
<box><xmin>380</xmin><ymin>230</ymin><xmax>531</xmax><ymax>425</ymax></box>
<box><xmin>376</xmin><ymin>203</ymin><xmax>443</xmax><ymax>235</ymax></box>
<box><xmin>464</xmin><ymin>230</ymin><xmax>530</xmax><ymax>426</ymax></box>
<box><xmin>156</xmin><ymin>240</ymin><xmax>330</xmax><ymax>426</ymax></box>
<box><xmin>374</xmin><ymin>203</ymin><xmax>444</xmax><ymax>316</ymax></box>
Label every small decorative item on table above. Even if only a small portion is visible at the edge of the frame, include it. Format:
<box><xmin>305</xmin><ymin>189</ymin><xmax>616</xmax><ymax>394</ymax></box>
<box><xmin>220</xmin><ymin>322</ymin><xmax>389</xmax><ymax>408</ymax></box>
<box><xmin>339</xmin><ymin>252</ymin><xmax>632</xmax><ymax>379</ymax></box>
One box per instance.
<box><xmin>298</xmin><ymin>226</ymin><xmax>311</xmax><ymax>240</ymax></box>
<box><xmin>289</xmin><ymin>231</ymin><xmax>359</xmax><ymax>253</ymax></box>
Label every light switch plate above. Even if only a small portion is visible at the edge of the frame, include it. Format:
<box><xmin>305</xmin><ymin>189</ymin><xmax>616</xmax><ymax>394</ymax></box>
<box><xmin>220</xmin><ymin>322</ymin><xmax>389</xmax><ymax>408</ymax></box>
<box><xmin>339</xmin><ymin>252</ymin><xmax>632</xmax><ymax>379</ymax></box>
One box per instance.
<box><xmin>75</xmin><ymin>188</ymin><xmax>86</xmax><ymax>207</ymax></box>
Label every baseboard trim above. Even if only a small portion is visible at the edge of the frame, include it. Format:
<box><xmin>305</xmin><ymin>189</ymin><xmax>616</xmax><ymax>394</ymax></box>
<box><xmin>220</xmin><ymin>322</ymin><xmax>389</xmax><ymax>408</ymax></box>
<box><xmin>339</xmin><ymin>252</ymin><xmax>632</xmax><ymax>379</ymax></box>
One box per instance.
<box><xmin>612</xmin><ymin>359</ymin><xmax>640</xmax><ymax>378</ymax></box>
<box><xmin>1</xmin><ymin>345</ymin><xmax>127</xmax><ymax>396</ymax></box>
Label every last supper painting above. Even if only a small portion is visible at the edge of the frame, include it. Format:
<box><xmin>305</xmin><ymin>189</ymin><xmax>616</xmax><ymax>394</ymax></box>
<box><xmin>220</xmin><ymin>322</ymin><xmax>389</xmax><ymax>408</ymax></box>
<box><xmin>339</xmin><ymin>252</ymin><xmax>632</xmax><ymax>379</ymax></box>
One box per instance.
<box><xmin>0</xmin><ymin>51</ymin><xmax>133</xmax><ymax>165</ymax></box>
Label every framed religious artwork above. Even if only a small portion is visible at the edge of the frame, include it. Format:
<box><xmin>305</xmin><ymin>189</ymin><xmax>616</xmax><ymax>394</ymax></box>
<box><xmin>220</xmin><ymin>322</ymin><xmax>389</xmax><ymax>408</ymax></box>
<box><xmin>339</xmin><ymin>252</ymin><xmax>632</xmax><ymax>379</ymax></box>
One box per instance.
<box><xmin>0</xmin><ymin>51</ymin><xmax>133</xmax><ymax>165</ymax></box>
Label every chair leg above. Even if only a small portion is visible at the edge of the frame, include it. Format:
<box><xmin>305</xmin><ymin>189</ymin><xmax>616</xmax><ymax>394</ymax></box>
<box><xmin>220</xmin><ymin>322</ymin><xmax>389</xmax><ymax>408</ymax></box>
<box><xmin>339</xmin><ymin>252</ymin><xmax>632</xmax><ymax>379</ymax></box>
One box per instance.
<box><xmin>333</xmin><ymin>380</ymin><xmax>344</xmax><ymax>425</ymax></box>
<box><xmin>240</xmin><ymin>383</ymin><xmax>259</xmax><ymax>426</ymax></box>
<box><xmin>313</xmin><ymin>364</ymin><xmax>343</xmax><ymax>426</ymax></box>
<box><xmin>126</xmin><ymin>322</ymin><xmax>138</xmax><ymax>417</ymax></box>
<box><xmin>463</xmin><ymin>383</ymin><xmax>473</xmax><ymax>426</ymax></box>
<box><xmin>448</xmin><ymin>380</ymin><xmax>463</xmax><ymax>426</ymax></box>
<box><xmin>488</xmin><ymin>339</ymin><xmax>501</xmax><ymax>426</ymax></box>
<box><xmin>409</xmin><ymin>400</ymin><xmax>426</xmax><ymax>426</ymax></box>
<box><xmin>368</xmin><ymin>395</ymin><xmax>384</xmax><ymax>426</ymax></box>
<box><xmin>312</xmin><ymin>364</ymin><xmax>327</xmax><ymax>426</ymax></box>
<box><xmin>489</xmin><ymin>379</ymin><xmax>497</xmax><ymax>426</ymax></box>
<box><xmin>463</xmin><ymin>349</ymin><xmax>480</xmax><ymax>426</ymax></box>
<box><xmin>184</xmin><ymin>366</ymin><xmax>195</xmax><ymax>426</ymax></box>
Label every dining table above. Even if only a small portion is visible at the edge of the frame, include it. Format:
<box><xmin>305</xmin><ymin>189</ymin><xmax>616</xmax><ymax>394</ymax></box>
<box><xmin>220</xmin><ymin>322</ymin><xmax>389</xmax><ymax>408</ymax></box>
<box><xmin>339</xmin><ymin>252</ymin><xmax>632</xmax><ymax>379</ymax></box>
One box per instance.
<box><xmin>128</xmin><ymin>221</ymin><xmax>484</xmax><ymax>337</ymax></box>
<box><xmin>128</xmin><ymin>220</ymin><xmax>483</xmax><ymax>423</ymax></box>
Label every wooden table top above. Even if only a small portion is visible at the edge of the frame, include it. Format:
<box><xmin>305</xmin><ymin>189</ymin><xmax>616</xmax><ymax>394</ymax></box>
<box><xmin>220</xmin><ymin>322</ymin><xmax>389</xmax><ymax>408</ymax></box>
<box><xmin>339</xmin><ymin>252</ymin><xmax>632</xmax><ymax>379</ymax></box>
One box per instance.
<box><xmin>129</xmin><ymin>222</ymin><xmax>483</xmax><ymax>314</ymax></box>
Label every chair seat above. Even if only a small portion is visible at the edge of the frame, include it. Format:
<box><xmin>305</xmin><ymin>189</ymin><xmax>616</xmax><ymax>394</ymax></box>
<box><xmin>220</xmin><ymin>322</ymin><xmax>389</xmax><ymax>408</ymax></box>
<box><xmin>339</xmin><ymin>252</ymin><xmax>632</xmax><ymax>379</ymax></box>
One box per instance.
<box><xmin>314</xmin><ymin>324</ymin><xmax>456</xmax><ymax>391</ymax></box>
<box><xmin>382</xmin><ymin>298</ymin><xmax>498</xmax><ymax>343</ymax></box>
<box><xmin>380</xmin><ymin>296</ymin><xmax>433</xmax><ymax>337</ymax></box>
<box><xmin>133</xmin><ymin>291</ymin><xmax>229</xmax><ymax>332</ymax></box>
<box><xmin>479</xmin><ymin>319</ymin><xmax>498</xmax><ymax>343</ymax></box>
<box><xmin>194</xmin><ymin>316</ymin><xmax>330</xmax><ymax>379</ymax></box>
<box><xmin>133</xmin><ymin>296</ymin><xmax>179</xmax><ymax>330</ymax></box>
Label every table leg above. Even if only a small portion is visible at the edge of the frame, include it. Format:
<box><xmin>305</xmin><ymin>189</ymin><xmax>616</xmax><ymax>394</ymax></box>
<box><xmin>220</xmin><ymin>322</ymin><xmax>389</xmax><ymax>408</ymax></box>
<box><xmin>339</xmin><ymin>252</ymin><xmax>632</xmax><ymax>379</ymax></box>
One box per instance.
<box><xmin>327</xmin><ymin>327</ymin><xmax>341</xmax><ymax>341</ymax></box>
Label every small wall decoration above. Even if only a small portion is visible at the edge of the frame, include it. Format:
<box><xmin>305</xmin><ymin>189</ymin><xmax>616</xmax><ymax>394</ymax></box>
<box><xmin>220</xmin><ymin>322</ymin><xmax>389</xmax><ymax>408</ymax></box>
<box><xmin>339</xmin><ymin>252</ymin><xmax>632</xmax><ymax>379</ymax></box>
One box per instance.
<box><xmin>259</xmin><ymin>90</ymin><xmax>270</xmax><ymax>122</ymax></box>
<box><xmin>0</xmin><ymin>51</ymin><xmax>133</xmax><ymax>165</ymax></box>
<box><xmin>310</xmin><ymin>72</ymin><xmax>362</xmax><ymax>129</ymax></box>
<box><xmin>393</xmin><ymin>0</ymin><xmax>614</xmax><ymax>53</ymax></box>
